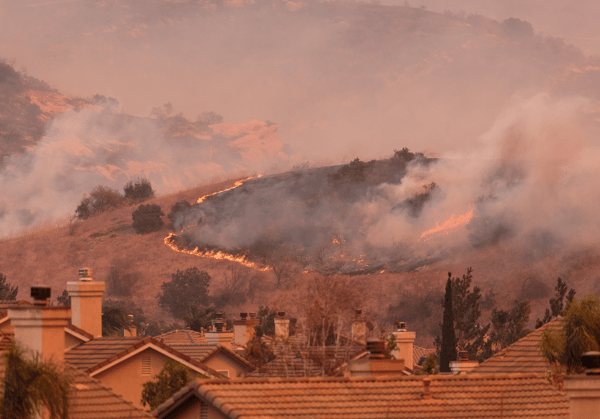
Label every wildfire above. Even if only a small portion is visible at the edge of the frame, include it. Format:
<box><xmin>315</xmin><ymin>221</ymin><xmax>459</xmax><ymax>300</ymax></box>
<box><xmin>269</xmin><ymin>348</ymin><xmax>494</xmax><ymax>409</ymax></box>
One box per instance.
<box><xmin>164</xmin><ymin>233</ymin><xmax>270</xmax><ymax>271</ymax></box>
<box><xmin>420</xmin><ymin>209</ymin><xmax>473</xmax><ymax>239</ymax></box>
<box><xmin>197</xmin><ymin>174</ymin><xmax>263</xmax><ymax>204</ymax></box>
<box><xmin>165</xmin><ymin>174</ymin><xmax>270</xmax><ymax>271</ymax></box>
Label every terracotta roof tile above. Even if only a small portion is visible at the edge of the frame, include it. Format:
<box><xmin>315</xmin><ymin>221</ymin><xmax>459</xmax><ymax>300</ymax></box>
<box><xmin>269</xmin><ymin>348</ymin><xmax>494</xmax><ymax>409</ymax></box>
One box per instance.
<box><xmin>170</xmin><ymin>343</ymin><xmax>255</xmax><ymax>371</ymax></box>
<box><xmin>65</xmin><ymin>336</ymin><xmax>225</xmax><ymax>378</ymax></box>
<box><xmin>156</xmin><ymin>329</ymin><xmax>206</xmax><ymax>345</ymax></box>
<box><xmin>471</xmin><ymin>317</ymin><xmax>563</xmax><ymax>375</ymax></box>
<box><xmin>413</xmin><ymin>345</ymin><xmax>436</xmax><ymax>366</ymax></box>
<box><xmin>154</xmin><ymin>373</ymin><xmax>569</xmax><ymax>419</ymax></box>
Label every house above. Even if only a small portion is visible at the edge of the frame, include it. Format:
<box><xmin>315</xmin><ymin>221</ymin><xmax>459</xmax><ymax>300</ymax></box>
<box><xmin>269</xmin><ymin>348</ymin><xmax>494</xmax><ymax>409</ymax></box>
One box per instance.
<box><xmin>167</xmin><ymin>343</ymin><xmax>255</xmax><ymax>378</ymax></box>
<box><xmin>152</xmin><ymin>373</ymin><xmax>570</xmax><ymax>419</ymax></box>
<box><xmin>470</xmin><ymin>317</ymin><xmax>563</xmax><ymax>374</ymax></box>
<box><xmin>65</xmin><ymin>336</ymin><xmax>225</xmax><ymax>408</ymax></box>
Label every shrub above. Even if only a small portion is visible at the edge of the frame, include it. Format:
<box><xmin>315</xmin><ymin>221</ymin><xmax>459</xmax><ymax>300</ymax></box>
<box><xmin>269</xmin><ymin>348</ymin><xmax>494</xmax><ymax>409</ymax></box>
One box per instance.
<box><xmin>0</xmin><ymin>273</ymin><xmax>18</xmax><ymax>300</ymax></box>
<box><xmin>105</xmin><ymin>258</ymin><xmax>141</xmax><ymax>297</ymax></box>
<box><xmin>75</xmin><ymin>186</ymin><xmax>124</xmax><ymax>219</ymax></box>
<box><xmin>167</xmin><ymin>200</ymin><xmax>192</xmax><ymax>224</ymax></box>
<box><xmin>123</xmin><ymin>177</ymin><xmax>155</xmax><ymax>201</ymax></box>
<box><xmin>132</xmin><ymin>204</ymin><xmax>164</xmax><ymax>234</ymax></box>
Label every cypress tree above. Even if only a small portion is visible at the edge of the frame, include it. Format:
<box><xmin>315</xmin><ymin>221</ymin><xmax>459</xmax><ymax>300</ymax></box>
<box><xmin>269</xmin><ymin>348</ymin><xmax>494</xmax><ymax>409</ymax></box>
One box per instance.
<box><xmin>440</xmin><ymin>273</ymin><xmax>457</xmax><ymax>372</ymax></box>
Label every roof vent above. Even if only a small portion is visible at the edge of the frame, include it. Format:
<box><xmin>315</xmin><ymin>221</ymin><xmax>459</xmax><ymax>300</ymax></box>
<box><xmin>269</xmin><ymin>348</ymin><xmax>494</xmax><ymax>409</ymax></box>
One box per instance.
<box><xmin>79</xmin><ymin>267</ymin><xmax>93</xmax><ymax>281</ymax></box>
<box><xmin>31</xmin><ymin>285</ymin><xmax>51</xmax><ymax>306</ymax></box>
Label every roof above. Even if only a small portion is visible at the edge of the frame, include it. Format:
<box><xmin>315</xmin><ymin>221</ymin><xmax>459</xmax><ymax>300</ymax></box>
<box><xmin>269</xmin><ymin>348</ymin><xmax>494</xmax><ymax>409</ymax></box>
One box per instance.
<box><xmin>471</xmin><ymin>317</ymin><xmax>563</xmax><ymax>374</ymax></box>
<box><xmin>413</xmin><ymin>345</ymin><xmax>436</xmax><ymax>366</ymax></box>
<box><xmin>153</xmin><ymin>373</ymin><xmax>569</xmax><ymax>419</ymax></box>
<box><xmin>68</xmin><ymin>365</ymin><xmax>154</xmax><ymax>418</ymax></box>
<box><xmin>0</xmin><ymin>352</ymin><xmax>153</xmax><ymax>419</ymax></box>
<box><xmin>65</xmin><ymin>336</ymin><xmax>224</xmax><ymax>378</ymax></box>
<box><xmin>156</xmin><ymin>329</ymin><xmax>206</xmax><ymax>345</ymax></box>
<box><xmin>65</xmin><ymin>323</ymin><xmax>94</xmax><ymax>341</ymax></box>
<box><xmin>170</xmin><ymin>343</ymin><xmax>255</xmax><ymax>372</ymax></box>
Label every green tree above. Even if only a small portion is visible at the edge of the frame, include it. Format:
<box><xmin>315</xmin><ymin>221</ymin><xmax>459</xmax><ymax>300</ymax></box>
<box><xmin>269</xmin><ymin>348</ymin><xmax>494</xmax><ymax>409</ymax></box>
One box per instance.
<box><xmin>0</xmin><ymin>273</ymin><xmax>18</xmax><ymax>300</ymax></box>
<box><xmin>141</xmin><ymin>360</ymin><xmax>198</xmax><ymax>411</ymax></box>
<box><xmin>540</xmin><ymin>294</ymin><xmax>600</xmax><ymax>373</ymax></box>
<box><xmin>183</xmin><ymin>306</ymin><xmax>227</xmax><ymax>333</ymax></box>
<box><xmin>536</xmin><ymin>278</ymin><xmax>576</xmax><ymax>328</ymax></box>
<box><xmin>132</xmin><ymin>204</ymin><xmax>164</xmax><ymax>234</ymax></box>
<box><xmin>102</xmin><ymin>299</ymin><xmax>132</xmax><ymax>336</ymax></box>
<box><xmin>0</xmin><ymin>342</ymin><xmax>70</xmax><ymax>419</ymax></box>
<box><xmin>56</xmin><ymin>289</ymin><xmax>71</xmax><ymax>307</ymax></box>
<box><xmin>75</xmin><ymin>186</ymin><xmax>124</xmax><ymax>220</ymax></box>
<box><xmin>490</xmin><ymin>299</ymin><xmax>531</xmax><ymax>351</ymax></box>
<box><xmin>414</xmin><ymin>353</ymin><xmax>439</xmax><ymax>375</ymax></box>
<box><xmin>157</xmin><ymin>268</ymin><xmax>211</xmax><ymax>319</ymax></box>
<box><xmin>439</xmin><ymin>275</ymin><xmax>457</xmax><ymax>373</ymax></box>
<box><xmin>167</xmin><ymin>200</ymin><xmax>192</xmax><ymax>224</ymax></box>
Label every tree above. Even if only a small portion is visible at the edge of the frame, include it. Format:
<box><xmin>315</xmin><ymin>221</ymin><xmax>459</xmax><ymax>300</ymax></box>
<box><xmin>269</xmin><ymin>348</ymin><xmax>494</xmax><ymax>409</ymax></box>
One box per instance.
<box><xmin>102</xmin><ymin>300</ymin><xmax>132</xmax><ymax>336</ymax></box>
<box><xmin>439</xmin><ymin>275</ymin><xmax>457</xmax><ymax>373</ymax></box>
<box><xmin>540</xmin><ymin>294</ymin><xmax>600</xmax><ymax>373</ymax></box>
<box><xmin>157</xmin><ymin>268</ymin><xmax>211</xmax><ymax>319</ymax></box>
<box><xmin>183</xmin><ymin>306</ymin><xmax>225</xmax><ymax>333</ymax></box>
<box><xmin>75</xmin><ymin>186</ymin><xmax>124</xmax><ymax>219</ymax></box>
<box><xmin>536</xmin><ymin>278</ymin><xmax>576</xmax><ymax>328</ymax></box>
<box><xmin>56</xmin><ymin>289</ymin><xmax>71</xmax><ymax>307</ymax></box>
<box><xmin>141</xmin><ymin>360</ymin><xmax>199</xmax><ymax>410</ymax></box>
<box><xmin>490</xmin><ymin>299</ymin><xmax>531</xmax><ymax>351</ymax></box>
<box><xmin>0</xmin><ymin>342</ymin><xmax>70</xmax><ymax>419</ymax></box>
<box><xmin>448</xmin><ymin>268</ymin><xmax>490</xmax><ymax>361</ymax></box>
<box><xmin>123</xmin><ymin>177</ymin><xmax>155</xmax><ymax>201</ymax></box>
<box><xmin>132</xmin><ymin>204</ymin><xmax>164</xmax><ymax>234</ymax></box>
<box><xmin>414</xmin><ymin>353</ymin><xmax>439</xmax><ymax>375</ymax></box>
<box><xmin>105</xmin><ymin>258</ymin><xmax>141</xmax><ymax>298</ymax></box>
<box><xmin>0</xmin><ymin>273</ymin><xmax>18</xmax><ymax>300</ymax></box>
<box><xmin>167</xmin><ymin>200</ymin><xmax>192</xmax><ymax>225</ymax></box>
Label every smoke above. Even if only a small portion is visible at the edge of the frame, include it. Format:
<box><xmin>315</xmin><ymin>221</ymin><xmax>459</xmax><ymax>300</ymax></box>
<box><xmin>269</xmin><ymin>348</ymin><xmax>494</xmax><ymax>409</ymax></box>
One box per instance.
<box><xmin>0</xmin><ymin>99</ymin><xmax>287</xmax><ymax>237</ymax></box>
<box><xmin>172</xmin><ymin>91</ymin><xmax>600</xmax><ymax>276</ymax></box>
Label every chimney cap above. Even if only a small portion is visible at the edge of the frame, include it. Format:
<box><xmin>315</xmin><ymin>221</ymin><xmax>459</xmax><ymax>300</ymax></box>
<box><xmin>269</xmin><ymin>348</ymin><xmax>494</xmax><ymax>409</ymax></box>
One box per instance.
<box><xmin>582</xmin><ymin>351</ymin><xmax>600</xmax><ymax>375</ymax></box>
<box><xmin>240</xmin><ymin>312</ymin><xmax>248</xmax><ymax>319</ymax></box>
<box><xmin>396</xmin><ymin>321</ymin><xmax>407</xmax><ymax>331</ymax></box>
<box><xmin>458</xmin><ymin>350</ymin><xmax>469</xmax><ymax>361</ymax></box>
<box><xmin>79</xmin><ymin>267</ymin><xmax>93</xmax><ymax>281</ymax></box>
<box><xmin>277</xmin><ymin>311</ymin><xmax>286</xmax><ymax>317</ymax></box>
<box><xmin>31</xmin><ymin>285</ymin><xmax>51</xmax><ymax>305</ymax></box>
<box><xmin>354</xmin><ymin>309</ymin><xmax>362</xmax><ymax>316</ymax></box>
<box><xmin>249</xmin><ymin>312</ymin><xmax>257</xmax><ymax>318</ymax></box>
<box><xmin>366</xmin><ymin>340</ymin><xmax>385</xmax><ymax>359</ymax></box>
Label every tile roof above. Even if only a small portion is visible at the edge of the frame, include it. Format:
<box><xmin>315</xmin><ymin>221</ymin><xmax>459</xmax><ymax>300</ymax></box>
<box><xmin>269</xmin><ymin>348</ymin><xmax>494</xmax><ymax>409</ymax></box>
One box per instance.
<box><xmin>65</xmin><ymin>323</ymin><xmax>94</xmax><ymax>340</ymax></box>
<box><xmin>471</xmin><ymin>317</ymin><xmax>563</xmax><ymax>375</ymax></box>
<box><xmin>154</xmin><ymin>373</ymin><xmax>569</xmax><ymax>419</ymax></box>
<box><xmin>65</xmin><ymin>336</ymin><xmax>224</xmax><ymax>378</ymax></box>
<box><xmin>170</xmin><ymin>343</ymin><xmax>255</xmax><ymax>371</ymax></box>
<box><xmin>156</xmin><ymin>329</ymin><xmax>206</xmax><ymax>345</ymax></box>
<box><xmin>0</xmin><ymin>353</ymin><xmax>152</xmax><ymax>419</ymax></box>
<box><xmin>413</xmin><ymin>345</ymin><xmax>436</xmax><ymax>366</ymax></box>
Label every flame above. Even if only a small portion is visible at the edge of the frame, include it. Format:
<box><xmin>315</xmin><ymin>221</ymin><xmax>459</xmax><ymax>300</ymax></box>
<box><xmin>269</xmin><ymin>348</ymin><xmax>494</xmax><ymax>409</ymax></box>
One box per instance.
<box><xmin>165</xmin><ymin>174</ymin><xmax>270</xmax><ymax>271</ymax></box>
<box><xmin>420</xmin><ymin>209</ymin><xmax>473</xmax><ymax>239</ymax></box>
<box><xmin>197</xmin><ymin>174</ymin><xmax>263</xmax><ymax>204</ymax></box>
<box><xmin>164</xmin><ymin>233</ymin><xmax>270</xmax><ymax>271</ymax></box>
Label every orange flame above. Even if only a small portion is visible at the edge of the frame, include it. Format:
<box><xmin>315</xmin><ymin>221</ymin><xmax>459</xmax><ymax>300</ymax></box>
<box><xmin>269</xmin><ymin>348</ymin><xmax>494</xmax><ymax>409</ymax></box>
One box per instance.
<box><xmin>420</xmin><ymin>210</ymin><xmax>473</xmax><ymax>239</ymax></box>
<box><xmin>165</xmin><ymin>175</ymin><xmax>270</xmax><ymax>271</ymax></box>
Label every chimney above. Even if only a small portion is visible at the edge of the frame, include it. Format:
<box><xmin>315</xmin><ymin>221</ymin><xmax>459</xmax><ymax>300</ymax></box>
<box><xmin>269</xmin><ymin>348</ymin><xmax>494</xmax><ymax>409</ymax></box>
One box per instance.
<box><xmin>233</xmin><ymin>312</ymin><xmax>256</xmax><ymax>346</ymax></box>
<box><xmin>449</xmin><ymin>350</ymin><xmax>479</xmax><ymax>373</ymax></box>
<box><xmin>205</xmin><ymin>312</ymin><xmax>234</xmax><ymax>347</ymax></box>
<box><xmin>8</xmin><ymin>285</ymin><xmax>71</xmax><ymax>362</ymax></box>
<box><xmin>352</xmin><ymin>309</ymin><xmax>367</xmax><ymax>345</ymax></box>
<box><xmin>564</xmin><ymin>351</ymin><xmax>600</xmax><ymax>419</ymax></box>
<box><xmin>346</xmin><ymin>339</ymin><xmax>405</xmax><ymax>377</ymax></box>
<box><xmin>393</xmin><ymin>321</ymin><xmax>416</xmax><ymax>371</ymax></box>
<box><xmin>66</xmin><ymin>268</ymin><xmax>105</xmax><ymax>338</ymax></box>
<box><xmin>274</xmin><ymin>311</ymin><xmax>290</xmax><ymax>340</ymax></box>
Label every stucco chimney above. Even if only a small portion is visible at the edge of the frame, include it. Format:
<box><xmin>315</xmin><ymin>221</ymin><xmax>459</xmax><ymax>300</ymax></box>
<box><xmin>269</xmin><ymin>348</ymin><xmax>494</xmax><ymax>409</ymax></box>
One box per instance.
<box><xmin>346</xmin><ymin>339</ymin><xmax>405</xmax><ymax>377</ymax></box>
<box><xmin>565</xmin><ymin>351</ymin><xmax>600</xmax><ymax>419</ymax></box>
<box><xmin>352</xmin><ymin>309</ymin><xmax>367</xmax><ymax>344</ymax></box>
<box><xmin>393</xmin><ymin>321</ymin><xmax>416</xmax><ymax>371</ymax></box>
<box><xmin>233</xmin><ymin>312</ymin><xmax>256</xmax><ymax>346</ymax></box>
<box><xmin>449</xmin><ymin>350</ymin><xmax>479</xmax><ymax>373</ymax></box>
<box><xmin>8</xmin><ymin>285</ymin><xmax>71</xmax><ymax>363</ymax></box>
<box><xmin>66</xmin><ymin>268</ymin><xmax>105</xmax><ymax>338</ymax></box>
<box><xmin>206</xmin><ymin>312</ymin><xmax>234</xmax><ymax>347</ymax></box>
<box><xmin>274</xmin><ymin>311</ymin><xmax>290</xmax><ymax>340</ymax></box>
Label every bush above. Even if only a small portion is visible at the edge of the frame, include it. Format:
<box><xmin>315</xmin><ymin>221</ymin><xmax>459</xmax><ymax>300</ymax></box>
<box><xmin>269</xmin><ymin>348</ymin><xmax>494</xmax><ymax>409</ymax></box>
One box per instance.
<box><xmin>132</xmin><ymin>204</ymin><xmax>164</xmax><ymax>234</ymax></box>
<box><xmin>157</xmin><ymin>268</ymin><xmax>211</xmax><ymax>319</ymax></box>
<box><xmin>75</xmin><ymin>186</ymin><xmax>124</xmax><ymax>219</ymax></box>
<box><xmin>124</xmin><ymin>177</ymin><xmax>155</xmax><ymax>201</ymax></box>
<box><xmin>167</xmin><ymin>200</ymin><xmax>192</xmax><ymax>224</ymax></box>
<box><xmin>0</xmin><ymin>273</ymin><xmax>18</xmax><ymax>300</ymax></box>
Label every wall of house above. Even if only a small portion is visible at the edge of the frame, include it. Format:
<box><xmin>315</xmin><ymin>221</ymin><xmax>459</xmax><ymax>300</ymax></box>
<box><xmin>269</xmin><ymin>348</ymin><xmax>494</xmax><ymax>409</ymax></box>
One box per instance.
<box><xmin>164</xmin><ymin>398</ymin><xmax>228</xmax><ymax>419</ymax></box>
<box><xmin>64</xmin><ymin>332</ymin><xmax>84</xmax><ymax>350</ymax></box>
<box><xmin>93</xmin><ymin>348</ymin><xmax>198</xmax><ymax>409</ymax></box>
<box><xmin>203</xmin><ymin>352</ymin><xmax>248</xmax><ymax>378</ymax></box>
